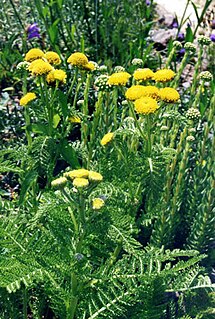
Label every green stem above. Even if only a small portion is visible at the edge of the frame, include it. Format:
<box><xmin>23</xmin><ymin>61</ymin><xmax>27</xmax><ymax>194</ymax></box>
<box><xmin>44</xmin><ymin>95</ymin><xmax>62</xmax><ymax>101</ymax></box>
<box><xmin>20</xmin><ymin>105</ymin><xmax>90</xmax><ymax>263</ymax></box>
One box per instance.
<box><xmin>127</xmin><ymin>101</ymin><xmax>146</xmax><ymax>140</ymax></box>
<box><xmin>165</xmin><ymin>47</ymin><xmax>176</xmax><ymax>68</ymax></box>
<box><xmin>112</xmin><ymin>87</ymin><xmax>119</xmax><ymax>130</ymax></box>
<box><xmin>81</xmin><ymin>73</ymin><xmax>91</xmax><ymax>151</ymax></box>
<box><xmin>189</xmin><ymin>46</ymin><xmax>203</xmax><ymax>108</ymax></box>
<box><xmin>24</xmin><ymin>106</ymin><xmax>32</xmax><ymax>150</ymax></box>
<box><xmin>146</xmin><ymin>114</ymin><xmax>152</xmax><ymax>157</ymax></box>
<box><xmin>192</xmin><ymin>80</ymin><xmax>205</xmax><ymax>109</ymax></box>
<box><xmin>68</xmin><ymin>68</ymin><xmax>78</xmax><ymax>97</ymax></box>
<box><xmin>23</xmin><ymin>287</ymin><xmax>28</xmax><ymax>319</ymax></box>
<box><xmin>87</xmin><ymin>91</ymin><xmax>104</xmax><ymax>166</ymax></box>
<box><xmin>172</xmin><ymin>51</ymin><xmax>190</xmax><ymax>88</ymax></box>
<box><xmin>68</xmin><ymin>206</ymin><xmax>79</xmax><ymax>235</ymax></box>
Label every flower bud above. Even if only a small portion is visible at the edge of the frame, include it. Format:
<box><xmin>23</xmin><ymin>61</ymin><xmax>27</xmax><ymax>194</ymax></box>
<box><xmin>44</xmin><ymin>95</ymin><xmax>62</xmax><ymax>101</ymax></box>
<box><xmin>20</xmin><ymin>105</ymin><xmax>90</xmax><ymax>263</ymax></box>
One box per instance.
<box><xmin>186</xmin><ymin>107</ymin><xmax>201</xmax><ymax>120</ymax></box>
<box><xmin>197</xmin><ymin>35</ymin><xmax>211</xmax><ymax>46</ymax></box>
<box><xmin>184</xmin><ymin>42</ymin><xmax>196</xmax><ymax>54</ymax></box>
<box><xmin>199</xmin><ymin>71</ymin><xmax>213</xmax><ymax>81</ymax></box>
<box><xmin>51</xmin><ymin>177</ymin><xmax>67</xmax><ymax>189</ymax></box>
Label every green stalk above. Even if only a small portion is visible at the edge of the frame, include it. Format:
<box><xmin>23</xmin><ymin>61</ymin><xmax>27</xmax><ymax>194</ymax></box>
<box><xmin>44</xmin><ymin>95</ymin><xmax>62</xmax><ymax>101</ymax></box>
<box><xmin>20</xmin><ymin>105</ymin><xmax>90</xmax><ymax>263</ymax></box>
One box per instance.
<box><xmin>146</xmin><ymin>114</ymin><xmax>152</xmax><ymax>157</ymax></box>
<box><xmin>68</xmin><ymin>68</ymin><xmax>78</xmax><ymax>97</ymax></box>
<box><xmin>176</xmin><ymin>0</ymin><xmax>190</xmax><ymax>38</ymax></box>
<box><xmin>23</xmin><ymin>287</ymin><xmax>28</xmax><ymax>319</ymax></box>
<box><xmin>87</xmin><ymin>91</ymin><xmax>104</xmax><ymax>166</ymax></box>
<box><xmin>112</xmin><ymin>87</ymin><xmax>119</xmax><ymax>130</ymax></box>
<box><xmin>165</xmin><ymin>46</ymin><xmax>176</xmax><ymax>68</ymax></box>
<box><xmin>165</xmin><ymin>127</ymin><xmax>188</xmax><ymax>203</ymax></box>
<box><xmin>127</xmin><ymin>101</ymin><xmax>146</xmax><ymax>140</ymax></box>
<box><xmin>24</xmin><ymin>106</ymin><xmax>32</xmax><ymax>150</ymax></box>
<box><xmin>192</xmin><ymin>80</ymin><xmax>205</xmax><ymax>109</ymax></box>
<box><xmin>188</xmin><ymin>45</ymin><xmax>203</xmax><ymax>108</ymax></box>
<box><xmin>199</xmin><ymin>94</ymin><xmax>215</xmax><ymax>163</ymax></box>
<box><xmin>170</xmin><ymin>138</ymin><xmax>190</xmax><ymax>219</ymax></box>
<box><xmin>72</xmin><ymin>82</ymin><xmax>82</xmax><ymax>109</ymax></box>
<box><xmin>81</xmin><ymin>73</ymin><xmax>91</xmax><ymax>151</ymax></box>
<box><xmin>68</xmin><ymin>207</ymin><xmax>79</xmax><ymax>235</ymax></box>
<box><xmin>172</xmin><ymin>51</ymin><xmax>190</xmax><ymax>88</ymax></box>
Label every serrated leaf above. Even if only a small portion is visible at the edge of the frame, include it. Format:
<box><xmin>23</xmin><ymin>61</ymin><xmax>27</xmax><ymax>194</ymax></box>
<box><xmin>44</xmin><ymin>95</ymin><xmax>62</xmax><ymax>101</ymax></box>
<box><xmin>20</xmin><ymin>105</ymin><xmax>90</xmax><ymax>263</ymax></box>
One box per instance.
<box><xmin>19</xmin><ymin>170</ymin><xmax>38</xmax><ymax>205</ymax></box>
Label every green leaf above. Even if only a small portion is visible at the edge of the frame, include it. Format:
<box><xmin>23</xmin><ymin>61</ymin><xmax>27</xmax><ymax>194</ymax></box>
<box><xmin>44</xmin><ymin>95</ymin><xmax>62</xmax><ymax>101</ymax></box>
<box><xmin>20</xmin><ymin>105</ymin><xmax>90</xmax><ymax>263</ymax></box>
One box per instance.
<box><xmin>191</xmin><ymin>1</ymin><xmax>200</xmax><ymax>24</ymax></box>
<box><xmin>31</xmin><ymin>123</ymin><xmax>49</xmax><ymax>134</ymax></box>
<box><xmin>58</xmin><ymin>90</ymin><xmax>69</xmax><ymax>119</ymax></box>
<box><xmin>185</xmin><ymin>25</ymin><xmax>194</xmax><ymax>42</ymax></box>
<box><xmin>48</xmin><ymin>19</ymin><xmax>60</xmax><ymax>44</ymax></box>
<box><xmin>19</xmin><ymin>171</ymin><xmax>38</xmax><ymax>205</ymax></box>
<box><xmin>53</xmin><ymin>114</ymin><xmax>61</xmax><ymax>128</ymax></box>
<box><xmin>59</xmin><ymin>139</ymin><xmax>80</xmax><ymax>168</ymax></box>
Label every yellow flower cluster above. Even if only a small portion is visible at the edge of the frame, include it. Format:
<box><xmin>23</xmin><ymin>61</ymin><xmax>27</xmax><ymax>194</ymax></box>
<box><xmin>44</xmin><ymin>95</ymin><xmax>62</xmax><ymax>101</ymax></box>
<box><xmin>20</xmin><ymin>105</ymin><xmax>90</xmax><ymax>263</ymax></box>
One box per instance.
<box><xmin>29</xmin><ymin>59</ymin><xmax>53</xmax><ymax>76</ymax></box>
<box><xmin>125</xmin><ymin>85</ymin><xmax>147</xmax><ymax>101</ymax></box>
<box><xmin>51</xmin><ymin>177</ymin><xmax>67</xmax><ymax>189</ymax></box>
<box><xmin>100</xmin><ymin>132</ymin><xmax>114</xmax><ymax>146</ymax></box>
<box><xmin>107</xmin><ymin>72</ymin><xmax>131</xmax><ymax>86</ymax></box>
<box><xmin>68</xmin><ymin>116</ymin><xmax>81</xmax><ymax>123</ymax></box>
<box><xmin>159</xmin><ymin>87</ymin><xmax>180</xmax><ymax>103</ymax></box>
<box><xmin>20</xmin><ymin>92</ymin><xmax>36</xmax><ymax>106</ymax></box>
<box><xmin>44</xmin><ymin>51</ymin><xmax>61</xmax><ymax>65</ymax></box>
<box><xmin>125</xmin><ymin>85</ymin><xmax>160</xmax><ymax>101</ymax></box>
<box><xmin>82</xmin><ymin>62</ymin><xmax>95</xmax><ymax>71</ymax></box>
<box><xmin>24</xmin><ymin>48</ymin><xmax>66</xmax><ymax>81</ymax></box>
<box><xmin>73</xmin><ymin>177</ymin><xmax>89</xmax><ymax>188</ymax></box>
<box><xmin>25</xmin><ymin>48</ymin><xmax>45</xmax><ymax>62</ymax></box>
<box><xmin>67</xmin><ymin>52</ymin><xmax>95</xmax><ymax>71</ymax></box>
<box><xmin>124</xmin><ymin>67</ymin><xmax>180</xmax><ymax>115</ymax></box>
<box><xmin>67</xmin><ymin>52</ymin><xmax>88</xmax><ymax>67</ymax></box>
<box><xmin>153</xmin><ymin>69</ymin><xmax>176</xmax><ymax>82</ymax></box>
<box><xmin>64</xmin><ymin>169</ymin><xmax>89</xmax><ymax>180</ymax></box>
<box><xmin>46</xmin><ymin>69</ymin><xmax>67</xmax><ymax>84</ymax></box>
<box><xmin>63</xmin><ymin>168</ymin><xmax>103</xmax><ymax>189</ymax></box>
<box><xmin>134</xmin><ymin>97</ymin><xmax>159</xmax><ymax>115</ymax></box>
<box><xmin>92</xmin><ymin>198</ymin><xmax>105</xmax><ymax>210</ymax></box>
<box><xmin>133</xmin><ymin>68</ymin><xmax>154</xmax><ymax>81</ymax></box>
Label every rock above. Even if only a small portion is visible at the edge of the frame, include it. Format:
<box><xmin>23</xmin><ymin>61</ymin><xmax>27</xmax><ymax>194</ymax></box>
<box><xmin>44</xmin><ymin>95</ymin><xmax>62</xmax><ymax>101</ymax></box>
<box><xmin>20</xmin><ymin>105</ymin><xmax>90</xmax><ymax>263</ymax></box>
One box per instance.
<box><xmin>149</xmin><ymin>29</ymin><xmax>177</xmax><ymax>48</ymax></box>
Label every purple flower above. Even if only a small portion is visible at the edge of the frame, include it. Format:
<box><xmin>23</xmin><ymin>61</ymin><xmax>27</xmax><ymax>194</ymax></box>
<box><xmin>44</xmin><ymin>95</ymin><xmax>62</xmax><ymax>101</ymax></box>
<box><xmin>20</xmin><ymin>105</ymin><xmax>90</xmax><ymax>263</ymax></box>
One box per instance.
<box><xmin>172</xmin><ymin>20</ymin><xmax>178</xmax><ymax>28</ymax></box>
<box><xmin>210</xmin><ymin>34</ymin><xmax>215</xmax><ymax>42</ymax></box>
<box><xmin>26</xmin><ymin>23</ymin><xmax>40</xmax><ymax>40</ymax></box>
<box><xmin>179</xmin><ymin>48</ymin><xmax>185</xmax><ymax>55</ymax></box>
<box><xmin>177</xmin><ymin>32</ymin><xmax>184</xmax><ymax>41</ymax></box>
<box><xmin>145</xmin><ymin>0</ymin><xmax>151</xmax><ymax>5</ymax></box>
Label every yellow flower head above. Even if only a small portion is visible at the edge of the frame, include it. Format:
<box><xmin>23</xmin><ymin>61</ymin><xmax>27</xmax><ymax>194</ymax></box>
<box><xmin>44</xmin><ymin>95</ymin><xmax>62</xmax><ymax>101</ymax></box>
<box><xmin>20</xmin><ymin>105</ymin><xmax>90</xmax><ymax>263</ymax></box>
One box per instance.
<box><xmin>46</xmin><ymin>69</ymin><xmax>67</xmax><ymax>84</ymax></box>
<box><xmin>73</xmin><ymin>177</ymin><xmax>89</xmax><ymax>188</ymax></box>
<box><xmin>28</xmin><ymin>59</ymin><xmax>44</xmax><ymax>72</ymax></box>
<box><xmin>20</xmin><ymin>92</ymin><xmax>36</xmax><ymax>106</ymax></box>
<box><xmin>67</xmin><ymin>52</ymin><xmax>88</xmax><ymax>67</ymax></box>
<box><xmin>44</xmin><ymin>51</ymin><xmax>61</xmax><ymax>65</ymax></box>
<box><xmin>141</xmin><ymin>86</ymin><xmax>160</xmax><ymax>100</ymax></box>
<box><xmin>92</xmin><ymin>198</ymin><xmax>105</xmax><ymax>210</ymax></box>
<box><xmin>29</xmin><ymin>59</ymin><xmax>53</xmax><ymax>76</ymax></box>
<box><xmin>125</xmin><ymin>85</ymin><xmax>160</xmax><ymax>101</ymax></box>
<box><xmin>134</xmin><ymin>97</ymin><xmax>158</xmax><ymax>115</ymax></box>
<box><xmin>64</xmin><ymin>169</ymin><xmax>89</xmax><ymax>180</ymax></box>
<box><xmin>88</xmin><ymin>171</ymin><xmax>103</xmax><ymax>182</ymax></box>
<box><xmin>153</xmin><ymin>69</ymin><xmax>175</xmax><ymax>82</ymax></box>
<box><xmin>107</xmin><ymin>72</ymin><xmax>131</xmax><ymax>86</ymax></box>
<box><xmin>125</xmin><ymin>85</ymin><xmax>147</xmax><ymax>101</ymax></box>
<box><xmin>159</xmin><ymin>87</ymin><xmax>180</xmax><ymax>103</ymax></box>
<box><xmin>51</xmin><ymin>177</ymin><xmax>67</xmax><ymax>189</ymax></box>
<box><xmin>100</xmin><ymin>132</ymin><xmax>114</xmax><ymax>146</ymax></box>
<box><xmin>133</xmin><ymin>68</ymin><xmax>154</xmax><ymax>81</ymax></box>
<box><xmin>68</xmin><ymin>116</ymin><xmax>81</xmax><ymax>123</ymax></box>
<box><xmin>25</xmin><ymin>48</ymin><xmax>45</xmax><ymax>62</ymax></box>
<box><xmin>82</xmin><ymin>62</ymin><xmax>95</xmax><ymax>71</ymax></box>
